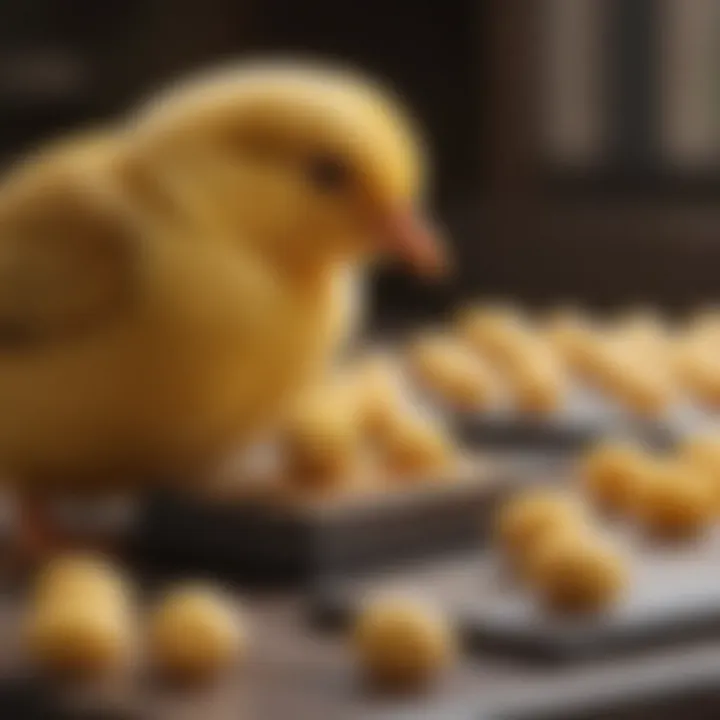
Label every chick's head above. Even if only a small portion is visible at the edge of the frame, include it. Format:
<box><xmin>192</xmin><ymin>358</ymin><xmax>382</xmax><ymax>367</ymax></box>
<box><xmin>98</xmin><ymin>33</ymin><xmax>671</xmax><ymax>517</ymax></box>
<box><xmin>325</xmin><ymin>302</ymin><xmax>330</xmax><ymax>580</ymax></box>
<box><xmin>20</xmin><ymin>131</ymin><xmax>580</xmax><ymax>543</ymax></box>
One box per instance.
<box><xmin>131</xmin><ymin>60</ymin><xmax>446</xmax><ymax>276</ymax></box>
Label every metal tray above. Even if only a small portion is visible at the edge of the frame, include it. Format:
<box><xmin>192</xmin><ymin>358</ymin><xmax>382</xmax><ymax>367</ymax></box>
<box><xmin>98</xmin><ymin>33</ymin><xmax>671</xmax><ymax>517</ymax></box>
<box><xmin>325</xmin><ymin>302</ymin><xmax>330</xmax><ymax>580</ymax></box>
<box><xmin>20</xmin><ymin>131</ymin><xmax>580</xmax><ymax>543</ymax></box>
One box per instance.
<box><xmin>311</xmin><ymin>531</ymin><xmax>720</xmax><ymax>663</ymax></box>
<box><xmin>131</xmin><ymin>457</ymin><xmax>518</xmax><ymax>586</ymax></box>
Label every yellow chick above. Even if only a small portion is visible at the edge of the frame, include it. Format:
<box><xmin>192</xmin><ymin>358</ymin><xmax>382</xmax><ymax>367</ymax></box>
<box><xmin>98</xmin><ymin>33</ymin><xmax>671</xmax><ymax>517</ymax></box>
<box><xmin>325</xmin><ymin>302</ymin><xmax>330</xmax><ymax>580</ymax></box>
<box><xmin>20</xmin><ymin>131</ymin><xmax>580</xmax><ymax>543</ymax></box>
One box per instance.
<box><xmin>0</xmin><ymin>61</ymin><xmax>447</xmax><ymax>549</ymax></box>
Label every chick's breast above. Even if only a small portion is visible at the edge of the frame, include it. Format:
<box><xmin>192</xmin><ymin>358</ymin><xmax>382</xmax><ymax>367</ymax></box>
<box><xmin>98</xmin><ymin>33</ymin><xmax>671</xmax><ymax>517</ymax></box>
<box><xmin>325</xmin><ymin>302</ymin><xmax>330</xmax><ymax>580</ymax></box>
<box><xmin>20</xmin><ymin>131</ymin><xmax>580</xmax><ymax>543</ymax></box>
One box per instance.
<box><xmin>0</xmin><ymin>208</ymin><xmax>356</xmax><ymax>490</ymax></box>
<box><xmin>0</xmin><ymin>61</ymin><xmax>422</xmax><ymax>493</ymax></box>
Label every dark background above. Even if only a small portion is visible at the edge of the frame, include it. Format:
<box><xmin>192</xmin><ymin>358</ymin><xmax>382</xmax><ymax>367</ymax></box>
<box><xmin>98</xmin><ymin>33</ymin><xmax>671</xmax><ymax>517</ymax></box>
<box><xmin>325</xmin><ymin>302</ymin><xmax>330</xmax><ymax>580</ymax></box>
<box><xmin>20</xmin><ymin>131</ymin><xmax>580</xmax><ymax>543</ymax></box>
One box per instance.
<box><xmin>0</xmin><ymin>0</ymin><xmax>718</xmax><ymax>328</ymax></box>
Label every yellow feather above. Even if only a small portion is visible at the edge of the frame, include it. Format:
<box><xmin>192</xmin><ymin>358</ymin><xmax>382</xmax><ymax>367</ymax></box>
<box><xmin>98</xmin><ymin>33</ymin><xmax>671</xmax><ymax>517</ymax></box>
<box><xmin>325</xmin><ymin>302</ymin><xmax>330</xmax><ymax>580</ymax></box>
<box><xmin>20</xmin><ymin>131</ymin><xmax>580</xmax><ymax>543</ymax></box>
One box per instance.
<box><xmin>0</xmin><ymin>60</ymin><xmax>425</xmax><ymax>493</ymax></box>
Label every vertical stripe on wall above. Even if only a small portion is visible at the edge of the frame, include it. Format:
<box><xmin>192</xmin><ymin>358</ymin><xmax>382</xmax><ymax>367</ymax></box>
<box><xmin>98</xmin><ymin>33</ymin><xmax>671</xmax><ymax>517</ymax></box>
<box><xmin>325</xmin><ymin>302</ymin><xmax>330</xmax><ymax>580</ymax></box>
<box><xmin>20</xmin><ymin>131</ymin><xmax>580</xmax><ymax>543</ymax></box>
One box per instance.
<box><xmin>658</xmin><ymin>0</ymin><xmax>719</xmax><ymax>169</ymax></box>
<box><xmin>540</xmin><ymin>0</ymin><xmax>607</xmax><ymax>168</ymax></box>
<box><xmin>607</xmin><ymin>0</ymin><xmax>659</xmax><ymax>172</ymax></box>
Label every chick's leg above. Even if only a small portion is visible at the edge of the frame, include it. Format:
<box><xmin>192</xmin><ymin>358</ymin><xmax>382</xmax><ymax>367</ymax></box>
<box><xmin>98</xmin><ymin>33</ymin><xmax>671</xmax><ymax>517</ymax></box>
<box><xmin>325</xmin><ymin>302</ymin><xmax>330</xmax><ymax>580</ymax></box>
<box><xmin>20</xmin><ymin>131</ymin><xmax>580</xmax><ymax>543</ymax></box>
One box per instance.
<box><xmin>0</xmin><ymin>496</ymin><xmax>62</xmax><ymax>580</ymax></box>
<box><xmin>14</xmin><ymin>495</ymin><xmax>122</xmax><ymax>569</ymax></box>
<box><xmin>15</xmin><ymin>497</ymin><xmax>69</xmax><ymax>568</ymax></box>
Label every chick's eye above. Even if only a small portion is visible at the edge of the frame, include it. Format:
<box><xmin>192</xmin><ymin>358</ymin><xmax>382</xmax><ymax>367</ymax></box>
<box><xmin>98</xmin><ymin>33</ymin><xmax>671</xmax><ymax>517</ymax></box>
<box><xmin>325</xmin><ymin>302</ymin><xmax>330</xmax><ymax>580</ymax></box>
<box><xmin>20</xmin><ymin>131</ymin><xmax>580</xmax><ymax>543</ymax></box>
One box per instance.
<box><xmin>305</xmin><ymin>154</ymin><xmax>351</xmax><ymax>192</ymax></box>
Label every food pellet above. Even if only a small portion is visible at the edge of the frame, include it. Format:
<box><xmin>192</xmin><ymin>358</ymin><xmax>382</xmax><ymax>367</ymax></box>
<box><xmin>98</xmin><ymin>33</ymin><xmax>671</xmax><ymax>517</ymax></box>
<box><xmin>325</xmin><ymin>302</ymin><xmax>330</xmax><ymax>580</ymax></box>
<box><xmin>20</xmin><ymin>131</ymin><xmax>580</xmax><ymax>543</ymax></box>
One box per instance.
<box><xmin>25</xmin><ymin>552</ymin><xmax>136</xmax><ymax>680</ymax></box>
<box><xmin>148</xmin><ymin>584</ymin><xmax>245</xmax><ymax>685</ymax></box>
<box><xmin>353</xmin><ymin>595</ymin><xmax>456</xmax><ymax>691</ymax></box>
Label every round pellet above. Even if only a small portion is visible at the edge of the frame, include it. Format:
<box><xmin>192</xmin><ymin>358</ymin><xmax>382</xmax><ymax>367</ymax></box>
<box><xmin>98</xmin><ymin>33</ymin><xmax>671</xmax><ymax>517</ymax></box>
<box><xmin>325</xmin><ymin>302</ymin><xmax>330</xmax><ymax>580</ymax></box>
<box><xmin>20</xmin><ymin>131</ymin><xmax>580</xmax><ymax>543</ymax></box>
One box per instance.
<box><xmin>531</xmin><ymin>535</ymin><xmax>629</xmax><ymax>615</ymax></box>
<box><xmin>148</xmin><ymin>584</ymin><xmax>245</xmax><ymax>685</ymax></box>
<box><xmin>353</xmin><ymin>596</ymin><xmax>457</xmax><ymax>691</ymax></box>
<box><xmin>25</xmin><ymin>552</ymin><xmax>136</xmax><ymax>680</ymax></box>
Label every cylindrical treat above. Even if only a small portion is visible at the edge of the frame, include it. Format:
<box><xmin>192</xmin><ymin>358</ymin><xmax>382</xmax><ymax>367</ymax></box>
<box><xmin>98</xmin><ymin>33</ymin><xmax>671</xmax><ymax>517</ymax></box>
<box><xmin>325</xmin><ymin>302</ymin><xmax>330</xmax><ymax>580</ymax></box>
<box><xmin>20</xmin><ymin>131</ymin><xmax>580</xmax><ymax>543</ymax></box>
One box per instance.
<box><xmin>679</xmin><ymin>435</ymin><xmax>720</xmax><ymax>475</ymax></box>
<box><xmin>506</xmin><ymin>341</ymin><xmax>566</xmax><ymax>415</ymax></box>
<box><xmin>353</xmin><ymin>596</ymin><xmax>457</xmax><ymax>691</ymax></box>
<box><xmin>680</xmin><ymin>436</ymin><xmax>720</xmax><ymax>509</ymax></box>
<box><xmin>637</xmin><ymin>460</ymin><xmax>716</xmax><ymax>540</ymax></box>
<box><xmin>542</xmin><ymin>307</ymin><xmax>587</xmax><ymax>345</ymax></box>
<box><xmin>531</xmin><ymin>535</ymin><xmax>629</xmax><ymax>615</ymax></box>
<box><xmin>25</xmin><ymin>552</ymin><xmax>136</xmax><ymax>680</ymax></box>
<box><xmin>148</xmin><ymin>584</ymin><xmax>245</xmax><ymax>685</ymax></box>
<box><xmin>564</xmin><ymin>331</ymin><xmax>612</xmax><ymax>381</ymax></box>
<box><xmin>376</xmin><ymin>411</ymin><xmax>456</xmax><ymax>479</ymax></box>
<box><xmin>516</xmin><ymin>516</ymin><xmax>596</xmax><ymax>586</ymax></box>
<box><xmin>615</xmin><ymin>372</ymin><xmax>673</xmax><ymax>417</ymax></box>
<box><xmin>581</xmin><ymin>442</ymin><xmax>656</xmax><ymax>516</ymax></box>
<box><xmin>406</xmin><ymin>332</ymin><xmax>496</xmax><ymax>411</ymax></box>
<box><xmin>687</xmin><ymin>307</ymin><xmax>720</xmax><ymax>344</ymax></box>
<box><xmin>585</xmin><ymin>341</ymin><xmax>673</xmax><ymax>417</ymax></box>
<box><xmin>611</xmin><ymin>309</ymin><xmax>669</xmax><ymax>360</ymax></box>
<box><xmin>454</xmin><ymin>303</ymin><xmax>529</xmax><ymax>364</ymax></box>
<box><xmin>542</xmin><ymin>309</ymin><xmax>601</xmax><ymax>375</ymax></box>
<box><xmin>674</xmin><ymin>340</ymin><xmax>720</xmax><ymax>408</ymax></box>
<box><xmin>351</xmin><ymin>352</ymin><xmax>411</xmax><ymax>440</ymax></box>
<box><xmin>456</xmin><ymin>304</ymin><xmax>568</xmax><ymax>414</ymax></box>
<box><xmin>495</xmin><ymin>489</ymin><xmax>587</xmax><ymax>563</ymax></box>
<box><xmin>282</xmin><ymin>379</ymin><xmax>364</xmax><ymax>488</ymax></box>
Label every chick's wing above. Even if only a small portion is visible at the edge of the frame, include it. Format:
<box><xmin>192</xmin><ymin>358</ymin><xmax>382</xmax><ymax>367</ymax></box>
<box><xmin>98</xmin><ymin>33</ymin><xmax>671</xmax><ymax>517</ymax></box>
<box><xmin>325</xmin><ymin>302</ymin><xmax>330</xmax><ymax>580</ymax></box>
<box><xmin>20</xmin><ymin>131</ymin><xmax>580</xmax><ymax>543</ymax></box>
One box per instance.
<box><xmin>0</xmin><ymin>164</ymin><xmax>138</xmax><ymax>347</ymax></box>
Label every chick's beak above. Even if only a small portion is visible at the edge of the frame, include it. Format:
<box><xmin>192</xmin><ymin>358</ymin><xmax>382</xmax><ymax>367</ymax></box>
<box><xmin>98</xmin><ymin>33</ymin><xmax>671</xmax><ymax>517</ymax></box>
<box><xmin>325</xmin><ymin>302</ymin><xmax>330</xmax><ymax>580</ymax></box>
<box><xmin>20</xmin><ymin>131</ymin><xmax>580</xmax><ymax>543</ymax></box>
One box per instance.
<box><xmin>379</xmin><ymin>206</ymin><xmax>449</xmax><ymax>278</ymax></box>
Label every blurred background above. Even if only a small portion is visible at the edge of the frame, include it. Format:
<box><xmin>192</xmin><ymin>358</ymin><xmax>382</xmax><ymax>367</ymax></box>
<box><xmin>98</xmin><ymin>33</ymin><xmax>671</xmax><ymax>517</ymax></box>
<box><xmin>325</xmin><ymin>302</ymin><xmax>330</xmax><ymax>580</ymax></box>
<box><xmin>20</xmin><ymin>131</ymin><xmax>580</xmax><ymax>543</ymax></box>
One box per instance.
<box><xmin>1</xmin><ymin>0</ymin><xmax>719</xmax><ymax>325</ymax></box>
